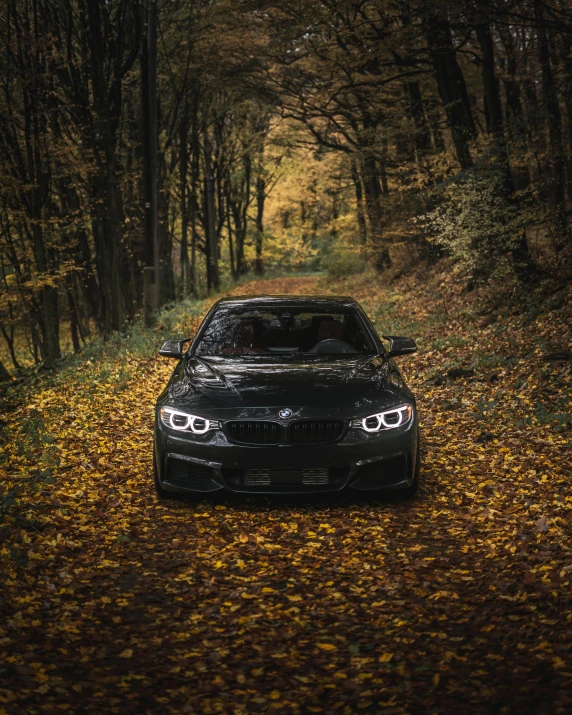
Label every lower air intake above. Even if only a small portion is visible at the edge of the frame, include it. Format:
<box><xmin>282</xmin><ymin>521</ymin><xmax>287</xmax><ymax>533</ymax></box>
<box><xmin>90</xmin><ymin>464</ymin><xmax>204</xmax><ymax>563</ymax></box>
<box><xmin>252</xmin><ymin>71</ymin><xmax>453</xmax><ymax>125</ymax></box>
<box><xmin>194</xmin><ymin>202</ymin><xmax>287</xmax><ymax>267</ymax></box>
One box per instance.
<box><xmin>167</xmin><ymin>458</ymin><xmax>214</xmax><ymax>488</ymax></box>
<box><xmin>243</xmin><ymin>468</ymin><xmax>330</xmax><ymax>487</ymax></box>
<box><xmin>301</xmin><ymin>468</ymin><xmax>329</xmax><ymax>485</ymax></box>
<box><xmin>244</xmin><ymin>469</ymin><xmax>272</xmax><ymax>486</ymax></box>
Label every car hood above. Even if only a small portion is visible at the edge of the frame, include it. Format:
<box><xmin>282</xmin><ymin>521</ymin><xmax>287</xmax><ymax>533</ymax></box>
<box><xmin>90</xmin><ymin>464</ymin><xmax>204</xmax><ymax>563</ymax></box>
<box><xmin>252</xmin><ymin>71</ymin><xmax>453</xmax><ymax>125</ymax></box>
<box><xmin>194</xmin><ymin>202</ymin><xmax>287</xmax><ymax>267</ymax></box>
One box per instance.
<box><xmin>165</xmin><ymin>357</ymin><xmax>408</xmax><ymax>419</ymax></box>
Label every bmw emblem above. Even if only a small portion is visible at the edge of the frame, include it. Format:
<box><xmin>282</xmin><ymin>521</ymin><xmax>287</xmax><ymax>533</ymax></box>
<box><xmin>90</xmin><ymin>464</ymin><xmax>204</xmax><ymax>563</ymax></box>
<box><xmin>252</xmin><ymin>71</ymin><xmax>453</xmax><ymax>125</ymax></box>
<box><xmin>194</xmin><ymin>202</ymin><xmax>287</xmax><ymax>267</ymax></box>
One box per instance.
<box><xmin>278</xmin><ymin>408</ymin><xmax>292</xmax><ymax>419</ymax></box>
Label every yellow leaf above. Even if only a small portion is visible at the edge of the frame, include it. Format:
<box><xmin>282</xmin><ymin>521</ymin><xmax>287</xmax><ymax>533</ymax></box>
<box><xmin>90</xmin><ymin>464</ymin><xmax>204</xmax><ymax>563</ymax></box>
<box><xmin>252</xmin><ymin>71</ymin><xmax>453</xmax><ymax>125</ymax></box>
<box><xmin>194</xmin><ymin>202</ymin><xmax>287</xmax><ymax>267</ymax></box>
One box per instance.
<box><xmin>118</xmin><ymin>649</ymin><xmax>133</xmax><ymax>659</ymax></box>
<box><xmin>317</xmin><ymin>643</ymin><xmax>337</xmax><ymax>651</ymax></box>
<box><xmin>433</xmin><ymin>674</ymin><xmax>440</xmax><ymax>686</ymax></box>
<box><xmin>379</xmin><ymin>653</ymin><xmax>393</xmax><ymax>663</ymax></box>
<box><xmin>239</xmin><ymin>534</ymin><xmax>248</xmax><ymax>543</ymax></box>
<box><xmin>270</xmin><ymin>690</ymin><xmax>280</xmax><ymax>700</ymax></box>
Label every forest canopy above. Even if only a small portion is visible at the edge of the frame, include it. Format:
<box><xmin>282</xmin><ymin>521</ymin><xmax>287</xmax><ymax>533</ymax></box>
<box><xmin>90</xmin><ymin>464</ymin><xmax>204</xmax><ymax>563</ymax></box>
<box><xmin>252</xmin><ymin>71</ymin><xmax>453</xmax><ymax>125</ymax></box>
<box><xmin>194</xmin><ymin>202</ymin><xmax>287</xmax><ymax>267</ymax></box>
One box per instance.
<box><xmin>0</xmin><ymin>0</ymin><xmax>571</xmax><ymax>374</ymax></box>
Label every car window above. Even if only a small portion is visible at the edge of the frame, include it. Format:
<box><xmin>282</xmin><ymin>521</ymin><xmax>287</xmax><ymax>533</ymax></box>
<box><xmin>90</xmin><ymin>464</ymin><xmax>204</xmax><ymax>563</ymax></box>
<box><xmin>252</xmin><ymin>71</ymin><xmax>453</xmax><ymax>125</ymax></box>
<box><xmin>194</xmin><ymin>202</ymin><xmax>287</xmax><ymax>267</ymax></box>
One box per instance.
<box><xmin>195</xmin><ymin>307</ymin><xmax>376</xmax><ymax>358</ymax></box>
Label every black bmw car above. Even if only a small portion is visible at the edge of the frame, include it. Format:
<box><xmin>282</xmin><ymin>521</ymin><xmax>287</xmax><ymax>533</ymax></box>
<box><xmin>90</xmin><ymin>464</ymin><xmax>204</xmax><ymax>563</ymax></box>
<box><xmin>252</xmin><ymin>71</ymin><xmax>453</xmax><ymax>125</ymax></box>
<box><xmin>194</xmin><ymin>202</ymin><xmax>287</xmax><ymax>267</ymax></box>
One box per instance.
<box><xmin>154</xmin><ymin>295</ymin><xmax>420</xmax><ymax>498</ymax></box>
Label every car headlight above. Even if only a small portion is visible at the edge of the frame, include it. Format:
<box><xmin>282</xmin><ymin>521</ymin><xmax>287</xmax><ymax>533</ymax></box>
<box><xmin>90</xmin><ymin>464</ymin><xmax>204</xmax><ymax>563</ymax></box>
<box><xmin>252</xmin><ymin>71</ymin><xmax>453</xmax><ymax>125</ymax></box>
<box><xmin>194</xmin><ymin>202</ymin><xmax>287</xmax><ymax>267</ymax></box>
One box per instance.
<box><xmin>159</xmin><ymin>407</ymin><xmax>219</xmax><ymax>434</ymax></box>
<box><xmin>352</xmin><ymin>404</ymin><xmax>412</xmax><ymax>432</ymax></box>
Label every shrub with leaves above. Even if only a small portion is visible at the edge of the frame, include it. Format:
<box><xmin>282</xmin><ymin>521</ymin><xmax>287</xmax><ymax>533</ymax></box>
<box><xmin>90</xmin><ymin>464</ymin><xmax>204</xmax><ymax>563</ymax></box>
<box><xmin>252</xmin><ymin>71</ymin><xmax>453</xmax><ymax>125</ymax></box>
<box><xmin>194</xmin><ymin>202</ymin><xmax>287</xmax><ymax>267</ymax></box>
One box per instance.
<box><xmin>419</xmin><ymin>172</ymin><xmax>521</xmax><ymax>278</ymax></box>
<box><xmin>326</xmin><ymin>245</ymin><xmax>369</xmax><ymax>278</ymax></box>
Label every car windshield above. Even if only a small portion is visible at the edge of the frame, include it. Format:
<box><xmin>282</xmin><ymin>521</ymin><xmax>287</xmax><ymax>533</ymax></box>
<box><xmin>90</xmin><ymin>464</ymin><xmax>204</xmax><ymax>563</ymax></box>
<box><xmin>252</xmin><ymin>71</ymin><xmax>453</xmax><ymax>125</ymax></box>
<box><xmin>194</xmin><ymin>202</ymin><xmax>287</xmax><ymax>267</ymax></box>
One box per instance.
<box><xmin>194</xmin><ymin>306</ymin><xmax>376</xmax><ymax>359</ymax></box>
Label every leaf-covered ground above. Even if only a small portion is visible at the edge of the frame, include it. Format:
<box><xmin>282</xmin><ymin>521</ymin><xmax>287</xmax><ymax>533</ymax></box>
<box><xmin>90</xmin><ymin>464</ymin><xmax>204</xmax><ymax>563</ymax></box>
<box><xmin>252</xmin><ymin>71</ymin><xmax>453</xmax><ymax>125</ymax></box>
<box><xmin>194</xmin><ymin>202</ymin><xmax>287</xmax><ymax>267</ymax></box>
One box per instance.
<box><xmin>1</xmin><ymin>267</ymin><xmax>571</xmax><ymax>714</ymax></box>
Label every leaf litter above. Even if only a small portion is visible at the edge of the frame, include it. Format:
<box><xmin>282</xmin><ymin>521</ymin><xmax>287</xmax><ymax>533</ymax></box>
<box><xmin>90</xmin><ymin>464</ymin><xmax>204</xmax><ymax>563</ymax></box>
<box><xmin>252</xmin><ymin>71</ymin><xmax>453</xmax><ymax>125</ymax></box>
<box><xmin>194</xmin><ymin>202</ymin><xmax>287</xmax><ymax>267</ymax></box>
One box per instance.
<box><xmin>0</xmin><ymin>267</ymin><xmax>571</xmax><ymax>714</ymax></box>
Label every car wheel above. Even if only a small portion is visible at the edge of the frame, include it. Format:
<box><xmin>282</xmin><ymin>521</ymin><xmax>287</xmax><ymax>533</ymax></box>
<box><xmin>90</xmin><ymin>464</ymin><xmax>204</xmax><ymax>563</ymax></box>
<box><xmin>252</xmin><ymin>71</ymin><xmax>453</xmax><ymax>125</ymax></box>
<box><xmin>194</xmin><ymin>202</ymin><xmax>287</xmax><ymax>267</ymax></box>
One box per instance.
<box><xmin>399</xmin><ymin>431</ymin><xmax>421</xmax><ymax>499</ymax></box>
<box><xmin>153</xmin><ymin>446</ymin><xmax>176</xmax><ymax>500</ymax></box>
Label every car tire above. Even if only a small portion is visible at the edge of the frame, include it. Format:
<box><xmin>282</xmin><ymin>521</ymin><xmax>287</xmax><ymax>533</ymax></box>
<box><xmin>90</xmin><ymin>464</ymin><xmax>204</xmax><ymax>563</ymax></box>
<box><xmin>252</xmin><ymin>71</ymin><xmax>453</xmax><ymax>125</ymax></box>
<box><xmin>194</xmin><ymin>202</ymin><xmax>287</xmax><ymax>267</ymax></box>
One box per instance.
<box><xmin>153</xmin><ymin>446</ymin><xmax>176</xmax><ymax>500</ymax></box>
<box><xmin>399</xmin><ymin>430</ymin><xmax>421</xmax><ymax>499</ymax></box>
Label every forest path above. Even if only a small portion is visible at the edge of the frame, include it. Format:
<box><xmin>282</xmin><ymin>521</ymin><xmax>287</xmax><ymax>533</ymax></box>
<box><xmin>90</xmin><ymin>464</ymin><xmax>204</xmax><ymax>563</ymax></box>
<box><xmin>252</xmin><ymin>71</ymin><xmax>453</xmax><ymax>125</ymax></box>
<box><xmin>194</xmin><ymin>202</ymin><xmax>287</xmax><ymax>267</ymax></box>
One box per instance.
<box><xmin>227</xmin><ymin>274</ymin><xmax>321</xmax><ymax>296</ymax></box>
<box><xmin>1</xmin><ymin>272</ymin><xmax>570</xmax><ymax>714</ymax></box>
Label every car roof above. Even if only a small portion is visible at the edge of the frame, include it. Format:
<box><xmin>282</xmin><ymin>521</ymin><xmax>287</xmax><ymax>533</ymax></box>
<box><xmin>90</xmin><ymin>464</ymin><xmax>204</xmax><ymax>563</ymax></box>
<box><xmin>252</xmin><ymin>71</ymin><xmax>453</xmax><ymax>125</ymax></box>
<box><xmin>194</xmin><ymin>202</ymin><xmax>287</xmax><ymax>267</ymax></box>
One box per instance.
<box><xmin>215</xmin><ymin>295</ymin><xmax>359</xmax><ymax>309</ymax></box>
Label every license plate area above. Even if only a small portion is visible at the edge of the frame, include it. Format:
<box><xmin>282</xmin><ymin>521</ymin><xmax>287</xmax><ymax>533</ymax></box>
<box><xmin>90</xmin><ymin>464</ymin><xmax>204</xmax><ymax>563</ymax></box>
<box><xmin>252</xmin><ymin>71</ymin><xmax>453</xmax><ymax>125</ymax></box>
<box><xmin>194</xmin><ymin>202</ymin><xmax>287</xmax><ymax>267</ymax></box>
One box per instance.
<box><xmin>271</xmin><ymin>470</ymin><xmax>302</xmax><ymax>485</ymax></box>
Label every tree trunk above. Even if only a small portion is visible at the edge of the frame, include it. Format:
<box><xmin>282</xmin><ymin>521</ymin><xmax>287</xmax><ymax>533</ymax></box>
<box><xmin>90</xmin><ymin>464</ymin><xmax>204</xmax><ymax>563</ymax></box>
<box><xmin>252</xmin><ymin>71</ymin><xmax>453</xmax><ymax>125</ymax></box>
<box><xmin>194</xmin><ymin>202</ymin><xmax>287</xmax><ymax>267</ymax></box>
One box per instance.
<box><xmin>379</xmin><ymin>141</ymin><xmax>389</xmax><ymax>196</ymax></box>
<box><xmin>24</xmin><ymin>6</ymin><xmax>62</xmax><ymax>368</ymax></box>
<box><xmin>497</xmin><ymin>24</ymin><xmax>531</xmax><ymax>189</ymax></box>
<box><xmin>428</xmin><ymin>104</ymin><xmax>446</xmax><ymax>152</ymax></box>
<box><xmin>497</xmin><ymin>26</ymin><xmax>526</xmax><ymax>137</ymax></box>
<box><xmin>107</xmin><ymin>146</ymin><xmax>125</xmax><ymax>331</ymax></box>
<box><xmin>534</xmin><ymin>0</ymin><xmax>567</xmax><ymax>242</ymax></box>
<box><xmin>203</xmin><ymin>129</ymin><xmax>220</xmax><ymax>291</ymax></box>
<box><xmin>475</xmin><ymin>24</ymin><xmax>513</xmax><ymax>193</ymax></box>
<box><xmin>0</xmin><ymin>358</ymin><xmax>11</xmax><ymax>382</ymax></box>
<box><xmin>0</xmin><ymin>323</ymin><xmax>22</xmax><ymax>373</ymax></box>
<box><xmin>189</xmin><ymin>125</ymin><xmax>200</xmax><ymax>297</ymax></box>
<box><xmin>158</xmin><ymin>149</ymin><xmax>176</xmax><ymax>303</ymax></box>
<box><xmin>396</xmin><ymin>88</ymin><xmax>415</xmax><ymax>162</ymax></box>
<box><xmin>361</xmin><ymin>153</ymin><xmax>390</xmax><ymax>269</ymax></box>
<box><xmin>405</xmin><ymin>81</ymin><xmax>431</xmax><ymax>159</ymax></box>
<box><xmin>40</xmin><ymin>285</ymin><xmax>61</xmax><ymax>368</ymax></box>
<box><xmin>476</xmin><ymin>22</ymin><xmax>539</xmax><ymax>282</ymax></box>
<box><xmin>65</xmin><ymin>282</ymin><xmax>82</xmax><ymax>353</ymax></box>
<box><xmin>424</xmin><ymin>15</ymin><xmax>476</xmax><ymax>170</ymax></box>
<box><xmin>227</xmin><ymin>212</ymin><xmax>237</xmax><ymax>280</ymax></box>
<box><xmin>330</xmin><ymin>187</ymin><xmax>339</xmax><ymax>239</ymax></box>
<box><xmin>228</xmin><ymin>150</ymin><xmax>251</xmax><ymax>276</ymax></box>
<box><xmin>351</xmin><ymin>157</ymin><xmax>367</xmax><ymax>245</ymax></box>
<box><xmin>255</xmin><ymin>175</ymin><xmax>265</xmax><ymax>275</ymax></box>
<box><xmin>77</xmin><ymin>226</ymin><xmax>101</xmax><ymax>331</ymax></box>
<box><xmin>225</xmin><ymin>179</ymin><xmax>237</xmax><ymax>280</ymax></box>
<box><xmin>30</xmin><ymin>322</ymin><xmax>41</xmax><ymax>365</ymax></box>
<box><xmin>141</xmin><ymin>7</ymin><xmax>153</xmax><ymax>271</ymax></box>
<box><xmin>179</xmin><ymin>119</ymin><xmax>190</xmax><ymax>298</ymax></box>
<box><xmin>561</xmin><ymin>35</ymin><xmax>572</xmax><ymax>213</ymax></box>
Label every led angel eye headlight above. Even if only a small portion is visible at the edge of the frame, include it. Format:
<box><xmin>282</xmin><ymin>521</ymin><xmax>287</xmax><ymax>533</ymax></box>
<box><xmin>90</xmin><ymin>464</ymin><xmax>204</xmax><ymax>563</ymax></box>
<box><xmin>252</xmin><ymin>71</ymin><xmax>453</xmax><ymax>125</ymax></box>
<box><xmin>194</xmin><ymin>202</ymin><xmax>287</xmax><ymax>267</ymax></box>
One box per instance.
<box><xmin>352</xmin><ymin>405</ymin><xmax>412</xmax><ymax>432</ymax></box>
<box><xmin>160</xmin><ymin>407</ymin><xmax>217</xmax><ymax>434</ymax></box>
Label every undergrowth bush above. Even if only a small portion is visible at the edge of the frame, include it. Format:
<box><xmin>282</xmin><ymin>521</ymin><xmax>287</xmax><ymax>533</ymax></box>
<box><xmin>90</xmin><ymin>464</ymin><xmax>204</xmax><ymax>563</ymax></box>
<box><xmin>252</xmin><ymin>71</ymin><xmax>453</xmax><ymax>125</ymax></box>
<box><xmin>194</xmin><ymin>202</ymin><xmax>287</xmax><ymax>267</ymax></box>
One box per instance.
<box><xmin>417</xmin><ymin>172</ymin><xmax>520</xmax><ymax>278</ymax></box>
<box><xmin>326</xmin><ymin>246</ymin><xmax>369</xmax><ymax>278</ymax></box>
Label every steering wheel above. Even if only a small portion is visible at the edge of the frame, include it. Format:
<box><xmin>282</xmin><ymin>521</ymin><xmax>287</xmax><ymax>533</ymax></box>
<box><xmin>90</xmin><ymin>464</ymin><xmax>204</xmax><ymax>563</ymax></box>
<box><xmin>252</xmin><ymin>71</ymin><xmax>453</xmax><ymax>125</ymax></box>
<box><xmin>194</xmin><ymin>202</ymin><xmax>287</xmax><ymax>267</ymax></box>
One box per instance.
<box><xmin>309</xmin><ymin>338</ymin><xmax>356</xmax><ymax>354</ymax></box>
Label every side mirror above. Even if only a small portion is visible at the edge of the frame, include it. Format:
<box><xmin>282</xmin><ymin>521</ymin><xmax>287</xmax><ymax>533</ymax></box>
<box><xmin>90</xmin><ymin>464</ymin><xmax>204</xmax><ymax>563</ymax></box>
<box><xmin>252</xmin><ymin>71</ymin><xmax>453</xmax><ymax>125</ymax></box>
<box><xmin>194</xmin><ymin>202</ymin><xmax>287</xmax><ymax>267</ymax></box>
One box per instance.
<box><xmin>159</xmin><ymin>337</ymin><xmax>192</xmax><ymax>359</ymax></box>
<box><xmin>382</xmin><ymin>335</ymin><xmax>417</xmax><ymax>358</ymax></box>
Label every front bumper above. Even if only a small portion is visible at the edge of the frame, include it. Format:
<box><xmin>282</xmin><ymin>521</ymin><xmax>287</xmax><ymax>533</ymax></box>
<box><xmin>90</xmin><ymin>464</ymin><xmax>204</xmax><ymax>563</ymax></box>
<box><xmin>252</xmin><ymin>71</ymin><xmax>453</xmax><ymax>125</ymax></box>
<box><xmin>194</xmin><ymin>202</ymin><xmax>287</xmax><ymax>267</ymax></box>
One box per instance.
<box><xmin>154</xmin><ymin>416</ymin><xmax>419</xmax><ymax>496</ymax></box>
